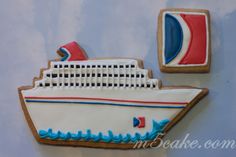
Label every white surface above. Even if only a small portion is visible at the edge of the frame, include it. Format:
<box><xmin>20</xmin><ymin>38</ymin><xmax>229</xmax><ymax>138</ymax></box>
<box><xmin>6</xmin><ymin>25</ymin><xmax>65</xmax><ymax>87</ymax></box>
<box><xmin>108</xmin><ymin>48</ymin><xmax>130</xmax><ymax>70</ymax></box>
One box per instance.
<box><xmin>23</xmin><ymin>87</ymin><xmax>201</xmax><ymax>134</ymax></box>
<box><xmin>27</xmin><ymin>102</ymin><xmax>181</xmax><ymax>135</ymax></box>
<box><xmin>0</xmin><ymin>0</ymin><xmax>236</xmax><ymax>157</ymax></box>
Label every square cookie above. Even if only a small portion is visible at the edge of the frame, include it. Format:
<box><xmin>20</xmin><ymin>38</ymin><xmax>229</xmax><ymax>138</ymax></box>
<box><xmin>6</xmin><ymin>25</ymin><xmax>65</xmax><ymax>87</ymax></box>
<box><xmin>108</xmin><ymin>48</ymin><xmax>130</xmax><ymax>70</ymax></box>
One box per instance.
<box><xmin>157</xmin><ymin>8</ymin><xmax>211</xmax><ymax>73</ymax></box>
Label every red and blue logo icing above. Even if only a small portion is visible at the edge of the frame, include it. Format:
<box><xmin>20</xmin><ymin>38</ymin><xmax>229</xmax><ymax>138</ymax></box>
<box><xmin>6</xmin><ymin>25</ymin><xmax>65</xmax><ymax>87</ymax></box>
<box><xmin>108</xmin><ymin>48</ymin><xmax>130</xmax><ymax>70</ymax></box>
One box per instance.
<box><xmin>164</xmin><ymin>13</ymin><xmax>208</xmax><ymax>65</ymax></box>
<box><xmin>58</xmin><ymin>41</ymin><xmax>87</xmax><ymax>61</ymax></box>
<box><xmin>133</xmin><ymin>117</ymin><xmax>145</xmax><ymax>128</ymax></box>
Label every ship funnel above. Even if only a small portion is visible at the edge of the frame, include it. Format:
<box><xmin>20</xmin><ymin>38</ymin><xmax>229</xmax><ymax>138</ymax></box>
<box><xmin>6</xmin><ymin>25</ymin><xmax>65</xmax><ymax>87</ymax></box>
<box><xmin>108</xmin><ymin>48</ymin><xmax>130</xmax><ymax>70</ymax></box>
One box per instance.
<box><xmin>57</xmin><ymin>41</ymin><xmax>88</xmax><ymax>61</ymax></box>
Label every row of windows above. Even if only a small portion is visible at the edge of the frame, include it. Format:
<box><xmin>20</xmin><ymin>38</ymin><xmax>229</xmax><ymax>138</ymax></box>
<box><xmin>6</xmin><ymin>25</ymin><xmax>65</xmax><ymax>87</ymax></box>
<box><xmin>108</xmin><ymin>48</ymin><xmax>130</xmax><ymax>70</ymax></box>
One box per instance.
<box><xmin>46</xmin><ymin>73</ymin><xmax>145</xmax><ymax>78</ymax></box>
<box><xmin>53</xmin><ymin>64</ymin><xmax>136</xmax><ymax>69</ymax></box>
<box><xmin>39</xmin><ymin>82</ymin><xmax>156</xmax><ymax>88</ymax></box>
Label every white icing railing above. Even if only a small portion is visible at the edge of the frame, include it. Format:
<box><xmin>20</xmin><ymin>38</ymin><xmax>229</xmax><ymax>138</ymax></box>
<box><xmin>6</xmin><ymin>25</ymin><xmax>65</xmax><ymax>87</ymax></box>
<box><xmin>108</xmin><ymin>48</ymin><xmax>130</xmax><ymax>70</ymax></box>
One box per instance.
<box><xmin>37</xmin><ymin>60</ymin><xmax>159</xmax><ymax>89</ymax></box>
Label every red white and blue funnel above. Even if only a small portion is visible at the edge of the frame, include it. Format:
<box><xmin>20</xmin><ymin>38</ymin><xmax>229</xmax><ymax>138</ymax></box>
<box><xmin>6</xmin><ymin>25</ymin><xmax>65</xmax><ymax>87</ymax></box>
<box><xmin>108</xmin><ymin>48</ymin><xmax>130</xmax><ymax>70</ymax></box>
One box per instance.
<box><xmin>57</xmin><ymin>41</ymin><xmax>88</xmax><ymax>61</ymax></box>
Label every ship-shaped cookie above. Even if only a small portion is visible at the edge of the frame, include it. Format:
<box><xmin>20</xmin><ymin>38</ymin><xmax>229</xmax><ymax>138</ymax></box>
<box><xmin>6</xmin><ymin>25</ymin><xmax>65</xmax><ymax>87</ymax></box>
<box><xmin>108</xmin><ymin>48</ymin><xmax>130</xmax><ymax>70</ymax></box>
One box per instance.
<box><xmin>18</xmin><ymin>41</ymin><xmax>208</xmax><ymax>149</ymax></box>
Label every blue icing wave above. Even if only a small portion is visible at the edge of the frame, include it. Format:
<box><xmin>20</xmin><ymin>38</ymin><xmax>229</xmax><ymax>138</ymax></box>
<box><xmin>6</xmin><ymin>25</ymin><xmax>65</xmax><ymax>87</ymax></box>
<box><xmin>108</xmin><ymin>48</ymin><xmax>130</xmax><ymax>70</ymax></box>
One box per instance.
<box><xmin>38</xmin><ymin>119</ymin><xmax>170</xmax><ymax>143</ymax></box>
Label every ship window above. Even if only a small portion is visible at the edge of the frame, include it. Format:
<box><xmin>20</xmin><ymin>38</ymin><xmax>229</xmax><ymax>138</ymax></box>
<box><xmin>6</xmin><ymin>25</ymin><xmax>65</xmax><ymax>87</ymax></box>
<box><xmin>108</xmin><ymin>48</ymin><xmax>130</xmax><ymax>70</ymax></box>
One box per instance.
<box><xmin>131</xmin><ymin>84</ymin><xmax>134</xmax><ymax>87</ymax></box>
<box><xmin>52</xmin><ymin>83</ymin><xmax>57</xmax><ymax>86</ymax></box>
<box><xmin>70</xmin><ymin>83</ymin><xmax>74</xmax><ymax>86</ymax></box>
<box><xmin>102</xmin><ymin>65</ymin><xmax>106</xmax><ymax>68</ymax></box>
<box><xmin>119</xmin><ymin>65</ymin><xmax>124</xmax><ymax>68</ymax></box>
<box><xmin>76</xmin><ymin>65</ymin><xmax>80</xmax><ymax>68</ymax></box>
<box><xmin>114</xmin><ymin>65</ymin><xmax>118</xmax><ymax>68</ymax></box>
<box><xmin>92</xmin><ymin>73</ymin><xmax>95</xmax><ymax>77</ymax></box>
<box><xmin>45</xmin><ymin>83</ymin><xmax>50</xmax><ymax>87</ymax></box>
<box><xmin>141</xmin><ymin>84</ymin><xmax>145</xmax><ymax>87</ymax></box>
<box><xmin>97</xmin><ymin>83</ymin><xmax>101</xmax><ymax>86</ymax></box>
<box><xmin>131</xmin><ymin>74</ymin><xmax>134</xmax><ymax>78</ymax></box>
<box><xmin>64</xmin><ymin>65</ymin><xmax>68</xmax><ymax>68</ymax></box>
<box><xmin>81</xmin><ymin>74</ymin><xmax>85</xmax><ymax>77</ymax></box>
<box><xmin>102</xmin><ymin>83</ymin><xmax>106</xmax><ymax>86</ymax></box>
<box><xmin>76</xmin><ymin>83</ymin><xmax>79</xmax><ymax>86</ymax></box>
<box><xmin>97</xmin><ymin>73</ymin><xmax>101</xmax><ymax>77</ymax></box>
<box><xmin>64</xmin><ymin>74</ymin><xmax>68</xmax><ymax>78</ymax></box>
<box><xmin>141</xmin><ymin>74</ymin><xmax>144</xmax><ymax>78</ymax></box>
<box><xmin>87</xmin><ymin>65</ymin><xmax>90</xmax><ymax>68</ymax></box>
<box><xmin>64</xmin><ymin>83</ymin><xmax>68</xmax><ymax>86</ymax></box>
<box><xmin>108</xmin><ymin>83</ymin><xmax>112</xmax><ymax>87</ymax></box>
<box><xmin>136</xmin><ymin>84</ymin><xmax>139</xmax><ymax>87</ymax></box>
<box><xmin>126</xmin><ymin>74</ymin><xmax>129</xmax><ymax>77</ymax></box>
<box><xmin>54</xmin><ymin>65</ymin><xmax>58</xmax><ymax>68</ymax></box>
<box><xmin>52</xmin><ymin>74</ymin><xmax>57</xmax><ymax>78</ymax></box>
<box><xmin>39</xmin><ymin>83</ymin><xmax>43</xmax><ymax>87</ymax></box>
<box><xmin>147</xmin><ymin>84</ymin><xmax>150</xmax><ymax>88</ymax></box>
<box><xmin>114</xmin><ymin>74</ymin><xmax>118</xmax><ymax>77</ymax></box>
<box><xmin>81</xmin><ymin>83</ymin><xmax>84</xmax><ymax>86</ymax></box>
<box><xmin>120</xmin><ymin>74</ymin><xmax>124</xmax><ymax>77</ymax></box>
<box><xmin>153</xmin><ymin>84</ymin><xmax>156</xmax><ymax>88</ymax></box>
<box><xmin>59</xmin><ymin>83</ymin><xmax>62</xmax><ymax>86</ymax></box>
<box><xmin>86</xmin><ymin>83</ymin><xmax>89</xmax><ymax>86</ymax></box>
<box><xmin>97</xmin><ymin>65</ymin><xmax>101</xmax><ymax>68</ymax></box>
<box><xmin>108</xmin><ymin>65</ymin><xmax>112</xmax><ymax>68</ymax></box>
<box><xmin>120</xmin><ymin>84</ymin><xmax>124</xmax><ymax>86</ymax></box>
<box><xmin>125</xmin><ymin>84</ymin><xmax>129</xmax><ymax>87</ymax></box>
<box><xmin>76</xmin><ymin>74</ymin><xmax>80</xmax><ymax>77</ymax></box>
<box><xmin>136</xmin><ymin>74</ymin><xmax>140</xmax><ymax>77</ymax></box>
<box><xmin>70</xmin><ymin>74</ymin><xmax>74</xmax><ymax>77</ymax></box>
<box><xmin>59</xmin><ymin>74</ymin><xmax>63</xmax><ymax>77</ymax></box>
<box><xmin>103</xmin><ymin>74</ymin><xmax>107</xmax><ymax>77</ymax></box>
<box><xmin>92</xmin><ymin>65</ymin><xmax>96</xmax><ymax>68</ymax></box>
<box><xmin>114</xmin><ymin>83</ymin><xmax>118</xmax><ymax>87</ymax></box>
<box><xmin>109</xmin><ymin>74</ymin><xmax>112</xmax><ymax>77</ymax></box>
<box><xmin>82</xmin><ymin>65</ymin><xmax>85</xmax><ymax>68</ymax></box>
<box><xmin>131</xmin><ymin>65</ymin><xmax>135</xmax><ymax>68</ymax></box>
<box><xmin>46</xmin><ymin>74</ymin><xmax>50</xmax><ymax>77</ymax></box>
<box><xmin>87</xmin><ymin>74</ymin><xmax>90</xmax><ymax>77</ymax></box>
<box><xmin>125</xmin><ymin>65</ymin><xmax>129</xmax><ymax>68</ymax></box>
<box><xmin>91</xmin><ymin>83</ymin><xmax>95</xmax><ymax>86</ymax></box>
<box><xmin>59</xmin><ymin>65</ymin><xmax>62</xmax><ymax>68</ymax></box>
<box><xmin>70</xmin><ymin>65</ymin><xmax>74</xmax><ymax>68</ymax></box>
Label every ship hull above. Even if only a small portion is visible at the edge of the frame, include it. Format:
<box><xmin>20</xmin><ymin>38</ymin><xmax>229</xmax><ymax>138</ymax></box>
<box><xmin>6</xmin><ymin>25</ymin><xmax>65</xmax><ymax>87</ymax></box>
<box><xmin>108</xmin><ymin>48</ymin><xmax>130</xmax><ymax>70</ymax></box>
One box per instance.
<box><xmin>18</xmin><ymin>87</ymin><xmax>208</xmax><ymax>149</ymax></box>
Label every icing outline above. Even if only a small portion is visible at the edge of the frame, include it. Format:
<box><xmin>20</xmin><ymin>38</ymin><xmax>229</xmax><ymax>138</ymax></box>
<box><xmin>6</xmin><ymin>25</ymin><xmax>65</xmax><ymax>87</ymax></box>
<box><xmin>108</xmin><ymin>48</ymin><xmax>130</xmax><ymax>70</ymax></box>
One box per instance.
<box><xmin>25</xmin><ymin>99</ymin><xmax>186</xmax><ymax>109</ymax></box>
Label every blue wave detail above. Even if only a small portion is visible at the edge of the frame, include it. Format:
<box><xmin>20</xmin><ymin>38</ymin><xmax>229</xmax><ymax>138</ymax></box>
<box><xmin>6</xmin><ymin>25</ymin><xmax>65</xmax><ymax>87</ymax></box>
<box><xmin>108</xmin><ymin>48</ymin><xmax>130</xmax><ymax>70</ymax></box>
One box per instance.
<box><xmin>164</xmin><ymin>14</ymin><xmax>183</xmax><ymax>64</ymax></box>
<box><xmin>59</xmin><ymin>48</ymin><xmax>69</xmax><ymax>61</ymax></box>
<box><xmin>25</xmin><ymin>100</ymin><xmax>185</xmax><ymax>109</ymax></box>
<box><xmin>38</xmin><ymin>119</ymin><xmax>170</xmax><ymax>143</ymax></box>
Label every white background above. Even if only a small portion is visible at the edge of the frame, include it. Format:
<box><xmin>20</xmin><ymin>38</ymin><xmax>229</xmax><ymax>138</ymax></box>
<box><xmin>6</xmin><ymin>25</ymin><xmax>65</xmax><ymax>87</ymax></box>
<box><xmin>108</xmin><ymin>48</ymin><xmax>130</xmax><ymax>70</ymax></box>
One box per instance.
<box><xmin>0</xmin><ymin>0</ymin><xmax>236</xmax><ymax>156</ymax></box>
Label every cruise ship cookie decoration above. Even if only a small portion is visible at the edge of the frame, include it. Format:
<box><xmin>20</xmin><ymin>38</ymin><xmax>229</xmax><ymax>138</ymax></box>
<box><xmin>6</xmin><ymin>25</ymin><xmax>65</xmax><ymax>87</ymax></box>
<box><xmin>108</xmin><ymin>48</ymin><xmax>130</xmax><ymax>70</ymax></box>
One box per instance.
<box><xmin>18</xmin><ymin>41</ymin><xmax>208</xmax><ymax>149</ymax></box>
<box><xmin>158</xmin><ymin>8</ymin><xmax>211</xmax><ymax>73</ymax></box>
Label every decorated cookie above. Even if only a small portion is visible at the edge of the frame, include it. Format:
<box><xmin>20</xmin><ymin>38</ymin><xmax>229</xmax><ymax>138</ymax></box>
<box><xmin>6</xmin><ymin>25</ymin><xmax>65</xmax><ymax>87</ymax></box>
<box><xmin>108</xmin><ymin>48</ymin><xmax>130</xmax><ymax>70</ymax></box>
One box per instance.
<box><xmin>18</xmin><ymin>41</ymin><xmax>208</xmax><ymax>149</ymax></box>
<box><xmin>157</xmin><ymin>8</ymin><xmax>211</xmax><ymax>73</ymax></box>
